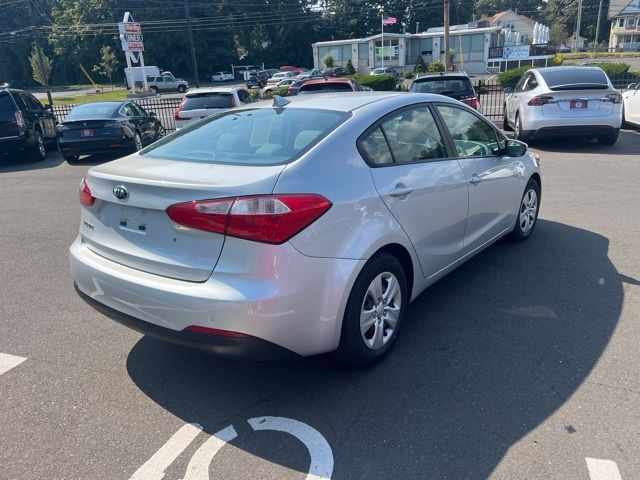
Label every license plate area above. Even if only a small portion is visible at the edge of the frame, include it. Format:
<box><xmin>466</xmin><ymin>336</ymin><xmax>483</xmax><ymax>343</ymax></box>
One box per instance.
<box><xmin>80</xmin><ymin>128</ymin><xmax>94</xmax><ymax>137</ymax></box>
<box><xmin>570</xmin><ymin>100</ymin><xmax>588</xmax><ymax>110</ymax></box>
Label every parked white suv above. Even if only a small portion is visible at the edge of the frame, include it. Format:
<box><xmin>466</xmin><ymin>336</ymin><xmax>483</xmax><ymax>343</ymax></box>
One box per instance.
<box><xmin>503</xmin><ymin>66</ymin><xmax>622</xmax><ymax>145</ymax></box>
<box><xmin>266</xmin><ymin>71</ymin><xmax>295</xmax><ymax>85</ymax></box>
<box><xmin>211</xmin><ymin>71</ymin><xmax>234</xmax><ymax>82</ymax></box>
<box><xmin>146</xmin><ymin>72</ymin><xmax>189</xmax><ymax>94</ymax></box>
<box><xmin>174</xmin><ymin>87</ymin><xmax>253</xmax><ymax>129</ymax></box>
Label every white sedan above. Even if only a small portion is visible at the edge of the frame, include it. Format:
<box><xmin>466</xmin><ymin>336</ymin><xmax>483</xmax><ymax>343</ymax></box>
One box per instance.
<box><xmin>623</xmin><ymin>82</ymin><xmax>640</xmax><ymax>127</ymax></box>
<box><xmin>211</xmin><ymin>71</ymin><xmax>234</xmax><ymax>82</ymax></box>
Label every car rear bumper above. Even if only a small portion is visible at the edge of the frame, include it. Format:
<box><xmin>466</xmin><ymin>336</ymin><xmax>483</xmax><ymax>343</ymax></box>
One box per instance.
<box><xmin>526</xmin><ymin>125</ymin><xmax>619</xmax><ymax>140</ymax></box>
<box><xmin>70</xmin><ymin>236</ymin><xmax>364</xmax><ymax>357</ymax></box>
<box><xmin>58</xmin><ymin>138</ymin><xmax>134</xmax><ymax>155</ymax></box>
<box><xmin>520</xmin><ymin>106</ymin><xmax>622</xmax><ymax>138</ymax></box>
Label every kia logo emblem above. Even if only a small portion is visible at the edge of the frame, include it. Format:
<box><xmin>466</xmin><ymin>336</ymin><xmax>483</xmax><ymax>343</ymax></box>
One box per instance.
<box><xmin>113</xmin><ymin>185</ymin><xmax>129</xmax><ymax>200</ymax></box>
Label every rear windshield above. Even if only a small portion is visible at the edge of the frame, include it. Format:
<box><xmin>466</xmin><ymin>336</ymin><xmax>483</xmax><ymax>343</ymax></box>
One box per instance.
<box><xmin>183</xmin><ymin>93</ymin><xmax>233</xmax><ymax>110</ymax></box>
<box><xmin>411</xmin><ymin>77</ymin><xmax>473</xmax><ymax>95</ymax></box>
<box><xmin>66</xmin><ymin>103</ymin><xmax>119</xmax><ymax>120</ymax></box>
<box><xmin>540</xmin><ymin>69</ymin><xmax>609</xmax><ymax>90</ymax></box>
<box><xmin>300</xmin><ymin>83</ymin><xmax>353</xmax><ymax>93</ymax></box>
<box><xmin>142</xmin><ymin>107</ymin><xmax>349</xmax><ymax>166</ymax></box>
<box><xmin>0</xmin><ymin>93</ymin><xmax>14</xmax><ymax>112</ymax></box>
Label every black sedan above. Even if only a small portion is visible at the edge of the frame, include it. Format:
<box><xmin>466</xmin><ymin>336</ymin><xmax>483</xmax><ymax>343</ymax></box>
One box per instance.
<box><xmin>57</xmin><ymin>101</ymin><xmax>163</xmax><ymax>162</ymax></box>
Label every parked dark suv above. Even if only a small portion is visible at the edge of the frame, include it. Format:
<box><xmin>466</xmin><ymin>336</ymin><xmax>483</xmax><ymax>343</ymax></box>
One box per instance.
<box><xmin>410</xmin><ymin>72</ymin><xmax>480</xmax><ymax>110</ymax></box>
<box><xmin>0</xmin><ymin>88</ymin><xmax>57</xmax><ymax>160</ymax></box>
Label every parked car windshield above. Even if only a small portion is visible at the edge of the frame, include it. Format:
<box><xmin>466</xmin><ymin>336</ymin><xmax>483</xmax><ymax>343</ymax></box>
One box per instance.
<box><xmin>299</xmin><ymin>83</ymin><xmax>353</xmax><ymax>93</ymax></box>
<box><xmin>142</xmin><ymin>107</ymin><xmax>349</xmax><ymax>166</ymax></box>
<box><xmin>411</xmin><ymin>77</ymin><xmax>474</xmax><ymax>95</ymax></box>
<box><xmin>183</xmin><ymin>93</ymin><xmax>234</xmax><ymax>110</ymax></box>
<box><xmin>539</xmin><ymin>68</ymin><xmax>609</xmax><ymax>90</ymax></box>
<box><xmin>65</xmin><ymin>103</ymin><xmax>120</xmax><ymax>120</ymax></box>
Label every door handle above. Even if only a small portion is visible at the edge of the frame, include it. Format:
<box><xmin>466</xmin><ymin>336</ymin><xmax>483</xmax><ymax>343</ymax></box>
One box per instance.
<box><xmin>469</xmin><ymin>175</ymin><xmax>481</xmax><ymax>185</ymax></box>
<box><xmin>389</xmin><ymin>186</ymin><xmax>413</xmax><ymax>197</ymax></box>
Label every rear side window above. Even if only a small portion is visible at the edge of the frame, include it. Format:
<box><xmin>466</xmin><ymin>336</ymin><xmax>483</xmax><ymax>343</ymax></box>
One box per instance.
<box><xmin>0</xmin><ymin>93</ymin><xmax>15</xmax><ymax>113</ymax></box>
<box><xmin>183</xmin><ymin>94</ymin><xmax>233</xmax><ymax>110</ymax></box>
<box><xmin>540</xmin><ymin>69</ymin><xmax>609</xmax><ymax>89</ymax></box>
<box><xmin>12</xmin><ymin>92</ymin><xmax>29</xmax><ymax>112</ymax></box>
<box><xmin>142</xmin><ymin>108</ymin><xmax>349</xmax><ymax>166</ymax></box>
<box><xmin>411</xmin><ymin>77</ymin><xmax>473</xmax><ymax>95</ymax></box>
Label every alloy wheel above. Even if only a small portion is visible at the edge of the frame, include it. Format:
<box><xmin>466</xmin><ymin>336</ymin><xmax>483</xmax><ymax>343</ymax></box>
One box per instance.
<box><xmin>360</xmin><ymin>272</ymin><xmax>402</xmax><ymax>350</ymax></box>
<box><xmin>36</xmin><ymin>131</ymin><xmax>45</xmax><ymax>158</ymax></box>
<box><xmin>519</xmin><ymin>188</ymin><xmax>538</xmax><ymax>234</ymax></box>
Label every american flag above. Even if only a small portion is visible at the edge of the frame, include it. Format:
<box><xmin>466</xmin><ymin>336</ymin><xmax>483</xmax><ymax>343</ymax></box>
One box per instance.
<box><xmin>382</xmin><ymin>15</ymin><xmax>397</xmax><ymax>25</ymax></box>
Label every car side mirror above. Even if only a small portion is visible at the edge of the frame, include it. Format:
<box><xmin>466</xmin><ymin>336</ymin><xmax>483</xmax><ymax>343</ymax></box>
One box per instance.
<box><xmin>503</xmin><ymin>86</ymin><xmax>513</xmax><ymax>94</ymax></box>
<box><xmin>505</xmin><ymin>139</ymin><xmax>527</xmax><ymax>157</ymax></box>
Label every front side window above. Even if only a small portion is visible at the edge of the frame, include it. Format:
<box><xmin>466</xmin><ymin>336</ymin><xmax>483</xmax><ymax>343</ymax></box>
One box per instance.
<box><xmin>437</xmin><ymin>105</ymin><xmax>500</xmax><ymax>158</ymax></box>
<box><xmin>121</xmin><ymin>103</ymin><xmax>137</xmax><ymax>117</ymax></box>
<box><xmin>142</xmin><ymin>108</ymin><xmax>349</xmax><ymax>166</ymax></box>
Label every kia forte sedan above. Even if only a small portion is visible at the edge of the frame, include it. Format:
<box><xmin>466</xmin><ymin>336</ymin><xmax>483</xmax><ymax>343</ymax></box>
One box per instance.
<box><xmin>70</xmin><ymin>92</ymin><xmax>541</xmax><ymax>366</ymax></box>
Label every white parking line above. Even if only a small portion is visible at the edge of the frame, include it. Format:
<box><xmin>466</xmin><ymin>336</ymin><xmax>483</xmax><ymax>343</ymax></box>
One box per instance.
<box><xmin>248</xmin><ymin>416</ymin><xmax>333</xmax><ymax>480</ymax></box>
<box><xmin>586</xmin><ymin>458</ymin><xmax>623</xmax><ymax>480</ymax></box>
<box><xmin>183</xmin><ymin>425</ymin><xmax>237</xmax><ymax>480</ymax></box>
<box><xmin>0</xmin><ymin>353</ymin><xmax>27</xmax><ymax>376</ymax></box>
<box><xmin>129</xmin><ymin>423</ymin><xmax>202</xmax><ymax>480</ymax></box>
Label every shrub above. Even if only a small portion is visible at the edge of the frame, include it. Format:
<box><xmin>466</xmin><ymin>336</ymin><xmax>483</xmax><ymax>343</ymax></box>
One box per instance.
<box><xmin>403</xmin><ymin>71</ymin><xmax>415</xmax><ymax>79</ymax></box>
<box><xmin>592</xmin><ymin>62</ymin><xmax>630</xmax><ymax>77</ymax></box>
<box><xmin>357</xmin><ymin>73</ymin><xmax>397</xmax><ymax>91</ymax></box>
<box><xmin>322</xmin><ymin>53</ymin><xmax>334</xmax><ymax>68</ymax></box>
<box><xmin>497</xmin><ymin>65</ymin><xmax>534</xmax><ymax>86</ymax></box>
<box><xmin>264</xmin><ymin>86</ymin><xmax>290</xmax><ymax>99</ymax></box>
<box><xmin>344</xmin><ymin>59</ymin><xmax>356</xmax><ymax>75</ymax></box>
<box><xmin>414</xmin><ymin>55</ymin><xmax>427</xmax><ymax>74</ymax></box>
<box><xmin>427</xmin><ymin>61</ymin><xmax>446</xmax><ymax>73</ymax></box>
<box><xmin>549</xmin><ymin>53</ymin><xmax>564</xmax><ymax>66</ymax></box>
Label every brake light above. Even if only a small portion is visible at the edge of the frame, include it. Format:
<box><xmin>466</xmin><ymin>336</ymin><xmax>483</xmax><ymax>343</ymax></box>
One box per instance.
<box><xmin>166</xmin><ymin>194</ymin><xmax>332</xmax><ymax>244</ymax></box>
<box><xmin>527</xmin><ymin>95</ymin><xmax>555</xmax><ymax>106</ymax></box>
<box><xmin>230</xmin><ymin>96</ymin><xmax>238</xmax><ymax>108</ymax></box>
<box><xmin>14</xmin><ymin>111</ymin><xmax>25</xmax><ymax>127</ymax></box>
<box><xmin>174</xmin><ymin>97</ymin><xmax>189</xmax><ymax>121</ymax></box>
<box><xmin>604</xmin><ymin>92</ymin><xmax>622</xmax><ymax>104</ymax></box>
<box><xmin>462</xmin><ymin>97</ymin><xmax>480</xmax><ymax>109</ymax></box>
<box><xmin>79</xmin><ymin>177</ymin><xmax>95</xmax><ymax>206</ymax></box>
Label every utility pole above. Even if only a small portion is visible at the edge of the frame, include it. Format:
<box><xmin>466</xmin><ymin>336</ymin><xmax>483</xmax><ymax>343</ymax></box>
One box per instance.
<box><xmin>444</xmin><ymin>0</ymin><xmax>450</xmax><ymax>70</ymax></box>
<box><xmin>184</xmin><ymin>0</ymin><xmax>200</xmax><ymax>88</ymax></box>
<box><xmin>25</xmin><ymin>0</ymin><xmax>53</xmax><ymax>106</ymax></box>
<box><xmin>574</xmin><ymin>0</ymin><xmax>583</xmax><ymax>52</ymax></box>
<box><xmin>594</xmin><ymin>0</ymin><xmax>604</xmax><ymax>52</ymax></box>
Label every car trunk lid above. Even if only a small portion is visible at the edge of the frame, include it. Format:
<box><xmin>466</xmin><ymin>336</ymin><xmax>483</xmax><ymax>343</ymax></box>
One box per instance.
<box><xmin>541</xmin><ymin>89</ymin><xmax>614</xmax><ymax>118</ymax></box>
<box><xmin>61</xmin><ymin>119</ymin><xmax>122</xmax><ymax>139</ymax></box>
<box><xmin>81</xmin><ymin>155</ymin><xmax>285</xmax><ymax>282</ymax></box>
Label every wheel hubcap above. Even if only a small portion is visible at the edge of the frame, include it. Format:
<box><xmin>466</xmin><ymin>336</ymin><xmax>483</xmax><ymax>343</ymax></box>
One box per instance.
<box><xmin>37</xmin><ymin>134</ymin><xmax>45</xmax><ymax>157</ymax></box>
<box><xmin>360</xmin><ymin>272</ymin><xmax>401</xmax><ymax>351</ymax></box>
<box><xmin>519</xmin><ymin>189</ymin><xmax>538</xmax><ymax>234</ymax></box>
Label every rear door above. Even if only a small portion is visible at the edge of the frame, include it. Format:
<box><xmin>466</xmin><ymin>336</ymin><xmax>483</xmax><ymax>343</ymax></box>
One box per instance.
<box><xmin>129</xmin><ymin>103</ymin><xmax>156</xmax><ymax>145</ymax></box>
<box><xmin>507</xmin><ymin>74</ymin><xmax>530</xmax><ymax>122</ymax></box>
<box><xmin>24</xmin><ymin>92</ymin><xmax>56</xmax><ymax>139</ymax></box>
<box><xmin>436</xmin><ymin>104</ymin><xmax>519</xmax><ymax>251</ymax></box>
<box><xmin>362</xmin><ymin>104</ymin><xmax>469</xmax><ymax>279</ymax></box>
<box><xmin>0</xmin><ymin>92</ymin><xmax>19</xmax><ymax>140</ymax></box>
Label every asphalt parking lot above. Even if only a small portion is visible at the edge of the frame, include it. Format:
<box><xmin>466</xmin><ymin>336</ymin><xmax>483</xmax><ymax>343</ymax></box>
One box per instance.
<box><xmin>1</xmin><ymin>130</ymin><xmax>639</xmax><ymax>480</ymax></box>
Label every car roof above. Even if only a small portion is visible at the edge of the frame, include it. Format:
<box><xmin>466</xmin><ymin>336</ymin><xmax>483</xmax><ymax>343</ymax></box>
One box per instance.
<box><xmin>414</xmin><ymin>72</ymin><xmax>470</xmax><ymax>80</ymax></box>
<box><xmin>531</xmin><ymin>66</ymin><xmax>604</xmax><ymax>73</ymax></box>
<box><xmin>186</xmin><ymin>87</ymin><xmax>242</xmax><ymax>95</ymax></box>
<box><xmin>71</xmin><ymin>101</ymin><xmax>125</xmax><ymax>108</ymax></box>
<box><xmin>302</xmin><ymin>78</ymin><xmax>354</xmax><ymax>86</ymax></box>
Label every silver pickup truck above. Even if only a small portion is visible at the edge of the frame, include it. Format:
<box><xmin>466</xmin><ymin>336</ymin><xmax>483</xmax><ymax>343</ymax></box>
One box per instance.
<box><xmin>146</xmin><ymin>73</ymin><xmax>189</xmax><ymax>94</ymax></box>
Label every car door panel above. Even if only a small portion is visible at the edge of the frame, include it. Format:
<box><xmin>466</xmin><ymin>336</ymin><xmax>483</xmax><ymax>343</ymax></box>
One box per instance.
<box><xmin>626</xmin><ymin>86</ymin><xmax>640</xmax><ymax>125</ymax></box>
<box><xmin>360</xmin><ymin>105</ymin><xmax>469</xmax><ymax>279</ymax></box>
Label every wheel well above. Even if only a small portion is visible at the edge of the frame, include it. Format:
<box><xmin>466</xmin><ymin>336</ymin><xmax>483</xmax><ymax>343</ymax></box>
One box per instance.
<box><xmin>530</xmin><ymin>172</ymin><xmax>541</xmax><ymax>190</ymax></box>
<box><xmin>373</xmin><ymin>243</ymin><xmax>414</xmax><ymax>299</ymax></box>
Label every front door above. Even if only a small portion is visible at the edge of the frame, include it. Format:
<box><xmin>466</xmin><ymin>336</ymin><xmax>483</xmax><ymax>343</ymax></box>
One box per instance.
<box><xmin>360</xmin><ymin>104</ymin><xmax>469</xmax><ymax>279</ymax></box>
<box><xmin>435</xmin><ymin>104</ymin><xmax>519</xmax><ymax>253</ymax></box>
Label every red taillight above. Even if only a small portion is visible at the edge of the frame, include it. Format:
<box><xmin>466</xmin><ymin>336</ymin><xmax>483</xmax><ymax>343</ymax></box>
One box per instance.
<box><xmin>527</xmin><ymin>95</ymin><xmax>555</xmax><ymax>106</ymax></box>
<box><xmin>166</xmin><ymin>194</ymin><xmax>332</xmax><ymax>244</ymax></box>
<box><xmin>79</xmin><ymin>177</ymin><xmax>95</xmax><ymax>206</ymax></box>
<box><xmin>463</xmin><ymin>97</ymin><xmax>479</xmax><ymax>109</ymax></box>
<box><xmin>185</xmin><ymin>325</ymin><xmax>250</xmax><ymax>338</ymax></box>
<box><xmin>605</xmin><ymin>92</ymin><xmax>622</xmax><ymax>104</ymax></box>
<box><xmin>174</xmin><ymin>97</ymin><xmax>189</xmax><ymax>121</ymax></box>
<box><xmin>230</xmin><ymin>96</ymin><xmax>238</xmax><ymax>108</ymax></box>
<box><xmin>14</xmin><ymin>111</ymin><xmax>25</xmax><ymax>128</ymax></box>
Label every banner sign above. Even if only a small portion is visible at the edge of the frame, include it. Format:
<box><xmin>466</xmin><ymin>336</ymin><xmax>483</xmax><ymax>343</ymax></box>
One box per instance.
<box><xmin>503</xmin><ymin>45</ymin><xmax>531</xmax><ymax>60</ymax></box>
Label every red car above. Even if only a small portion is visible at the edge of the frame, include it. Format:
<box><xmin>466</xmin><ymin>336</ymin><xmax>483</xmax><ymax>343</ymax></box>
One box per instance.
<box><xmin>297</xmin><ymin>77</ymin><xmax>362</xmax><ymax>95</ymax></box>
<box><xmin>280</xmin><ymin>65</ymin><xmax>308</xmax><ymax>75</ymax></box>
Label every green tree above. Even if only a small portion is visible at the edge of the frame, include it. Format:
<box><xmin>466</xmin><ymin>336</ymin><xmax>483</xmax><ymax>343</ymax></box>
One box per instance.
<box><xmin>344</xmin><ymin>58</ymin><xmax>356</xmax><ymax>74</ymax></box>
<box><xmin>323</xmin><ymin>53</ymin><xmax>334</xmax><ymax>68</ymax></box>
<box><xmin>414</xmin><ymin>55</ymin><xmax>427</xmax><ymax>73</ymax></box>
<box><xmin>474</xmin><ymin>0</ymin><xmax>543</xmax><ymax>17</ymax></box>
<box><xmin>93</xmin><ymin>45</ymin><xmax>118</xmax><ymax>90</ymax></box>
<box><xmin>29</xmin><ymin>45</ymin><xmax>52</xmax><ymax>87</ymax></box>
<box><xmin>549</xmin><ymin>23</ymin><xmax>569</xmax><ymax>46</ymax></box>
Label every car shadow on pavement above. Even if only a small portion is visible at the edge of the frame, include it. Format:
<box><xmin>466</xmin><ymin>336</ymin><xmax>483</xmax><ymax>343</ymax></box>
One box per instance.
<box><xmin>529</xmin><ymin>129</ymin><xmax>640</xmax><ymax>155</ymax></box>
<box><xmin>126</xmin><ymin>220</ymin><xmax>623</xmax><ymax>480</ymax></box>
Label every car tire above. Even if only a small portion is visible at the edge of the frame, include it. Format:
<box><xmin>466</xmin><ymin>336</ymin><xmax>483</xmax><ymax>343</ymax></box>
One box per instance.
<box><xmin>150</xmin><ymin>86</ymin><xmax>158</xmax><ymax>94</ymax></box>
<box><xmin>178</xmin><ymin>85</ymin><xmax>186</xmax><ymax>93</ymax></box>
<box><xmin>133</xmin><ymin>132</ymin><xmax>143</xmax><ymax>152</ymax></box>
<box><xmin>63</xmin><ymin>155</ymin><xmax>79</xmax><ymax>163</ymax></box>
<box><xmin>336</xmin><ymin>252</ymin><xmax>408</xmax><ymax>367</ymax></box>
<box><xmin>597</xmin><ymin>129</ymin><xmax>619</xmax><ymax>146</ymax></box>
<box><xmin>510</xmin><ymin>178</ymin><xmax>540</xmax><ymax>242</ymax></box>
<box><xmin>503</xmin><ymin>108</ymin><xmax>512</xmax><ymax>131</ymax></box>
<box><xmin>31</xmin><ymin>129</ymin><xmax>46</xmax><ymax>161</ymax></box>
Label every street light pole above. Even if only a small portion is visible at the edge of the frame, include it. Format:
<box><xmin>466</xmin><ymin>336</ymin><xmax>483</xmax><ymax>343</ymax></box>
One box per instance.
<box><xmin>25</xmin><ymin>0</ymin><xmax>53</xmax><ymax>106</ymax></box>
<box><xmin>184</xmin><ymin>0</ymin><xmax>200</xmax><ymax>88</ymax></box>
<box><xmin>444</xmin><ymin>0</ymin><xmax>450</xmax><ymax>70</ymax></box>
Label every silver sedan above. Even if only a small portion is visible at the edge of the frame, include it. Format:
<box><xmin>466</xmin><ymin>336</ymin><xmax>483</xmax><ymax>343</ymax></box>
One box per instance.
<box><xmin>70</xmin><ymin>92</ymin><xmax>542</xmax><ymax>366</ymax></box>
